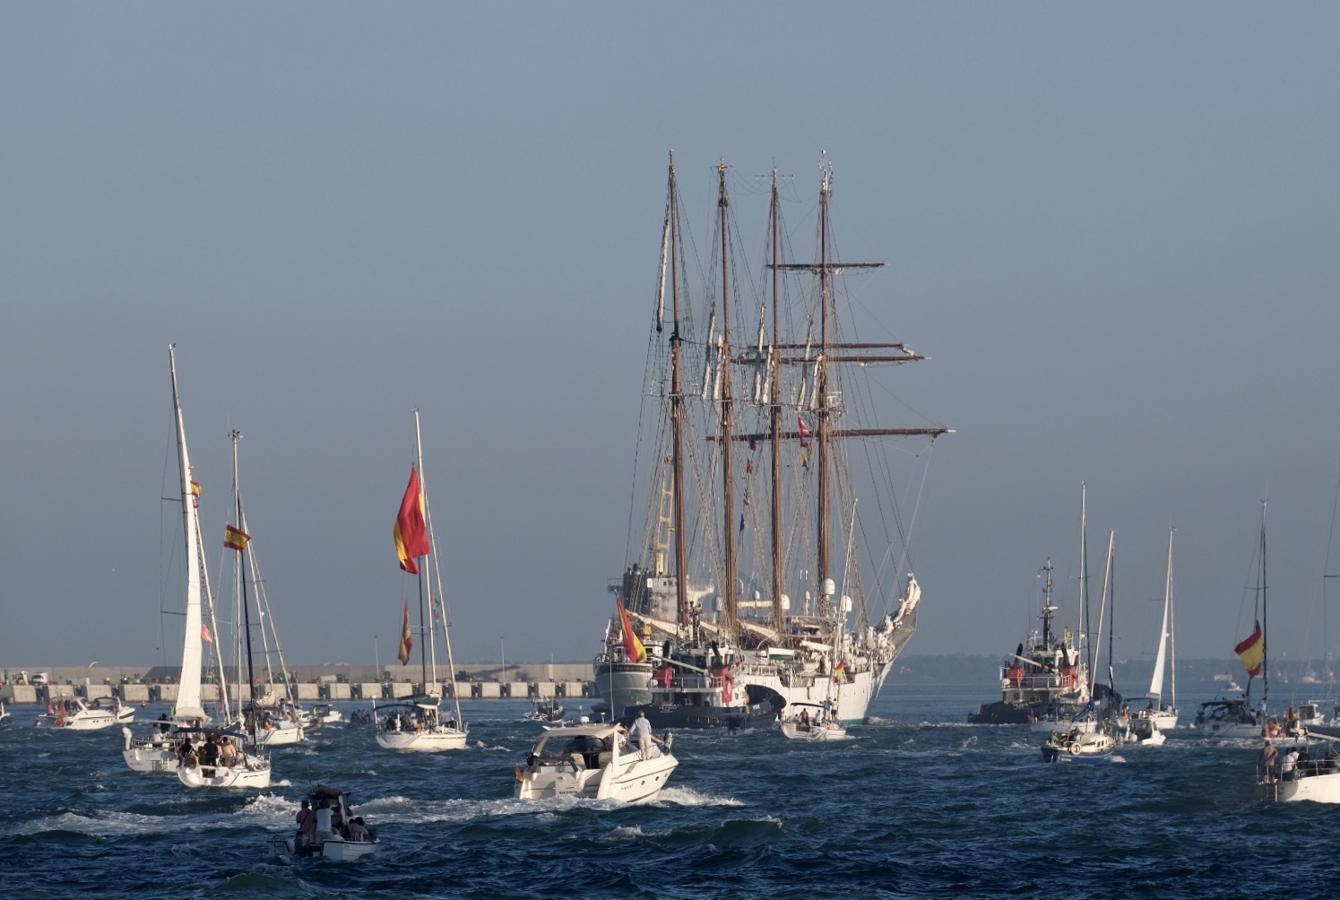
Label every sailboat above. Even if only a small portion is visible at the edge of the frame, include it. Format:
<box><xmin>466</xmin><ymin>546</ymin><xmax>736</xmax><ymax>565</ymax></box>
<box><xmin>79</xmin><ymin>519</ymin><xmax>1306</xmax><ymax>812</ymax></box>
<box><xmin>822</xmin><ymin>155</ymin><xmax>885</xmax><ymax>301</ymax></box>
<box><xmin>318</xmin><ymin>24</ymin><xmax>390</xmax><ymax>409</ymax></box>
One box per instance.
<box><xmin>1195</xmin><ymin>500</ymin><xmax>1268</xmax><ymax>737</ymax></box>
<box><xmin>123</xmin><ymin>345</ymin><xmax>234</xmax><ymax>773</ymax></box>
<box><xmin>224</xmin><ymin>430</ymin><xmax>305</xmax><ymax>749</ymax></box>
<box><xmin>176</xmin><ymin>426</ymin><xmax>272</xmax><ymax>788</ymax></box>
<box><xmin>598</xmin><ymin>156</ymin><xmax>946</xmax><ymax>728</ymax></box>
<box><xmin>1138</xmin><ymin>528</ymin><xmax>1179</xmax><ymax>730</ymax></box>
<box><xmin>373</xmin><ymin>410</ymin><xmax>468</xmax><ymax>751</ymax></box>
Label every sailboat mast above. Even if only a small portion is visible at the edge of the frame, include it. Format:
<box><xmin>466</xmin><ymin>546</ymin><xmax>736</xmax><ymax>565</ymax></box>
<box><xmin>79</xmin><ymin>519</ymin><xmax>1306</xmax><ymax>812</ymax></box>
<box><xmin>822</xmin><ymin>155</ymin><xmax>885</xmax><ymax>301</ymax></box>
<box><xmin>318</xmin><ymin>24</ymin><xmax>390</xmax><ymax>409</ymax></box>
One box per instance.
<box><xmin>1260</xmin><ymin>498</ymin><xmax>1269</xmax><ymax>709</ymax></box>
<box><xmin>1080</xmin><ymin>482</ymin><xmax>1091</xmax><ymax>679</ymax></box>
<box><xmin>816</xmin><ymin>164</ymin><xmax>833</xmax><ymax>591</ymax></box>
<box><xmin>667</xmin><ymin>154</ymin><xmax>689</xmax><ymax>630</ymax></box>
<box><xmin>768</xmin><ymin>168</ymin><xmax>785</xmax><ymax>633</ymax></box>
<box><xmin>1169</xmin><ymin>528</ymin><xmax>1177</xmax><ymax>709</ymax></box>
<box><xmin>232</xmin><ymin>429</ymin><xmax>259</xmax><ymax>743</ymax></box>
<box><xmin>717</xmin><ymin>161</ymin><xmax>738</xmax><ymax>632</ymax></box>
<box><xmin>1109</xmin><ymin>533</ymin><xmax>1116</xmax><ymax>694</ymax></box>
<box><xmin>418</xmin><ymin>411</ymin><xmax>463</xmax><ymax>726</ymax></box>
<box><xmin>413</xmin><ymin>410</ymin><xmax>432</xmax><ymax>692</ymax></box>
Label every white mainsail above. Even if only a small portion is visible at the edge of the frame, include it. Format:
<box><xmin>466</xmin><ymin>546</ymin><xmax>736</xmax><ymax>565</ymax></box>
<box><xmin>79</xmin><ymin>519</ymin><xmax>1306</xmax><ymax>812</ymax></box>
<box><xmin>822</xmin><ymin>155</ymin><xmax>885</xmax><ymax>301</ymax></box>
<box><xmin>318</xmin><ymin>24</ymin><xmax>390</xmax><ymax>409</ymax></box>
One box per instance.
<box><xmin>1147</xmin><ymin>528</ymin><xmax>1174</xmax><ymax>702</ymax></box>
<box><xmin>169</xmin><ymin>345</ymin><xmax>207</xmax><ymax>723</ymax></box>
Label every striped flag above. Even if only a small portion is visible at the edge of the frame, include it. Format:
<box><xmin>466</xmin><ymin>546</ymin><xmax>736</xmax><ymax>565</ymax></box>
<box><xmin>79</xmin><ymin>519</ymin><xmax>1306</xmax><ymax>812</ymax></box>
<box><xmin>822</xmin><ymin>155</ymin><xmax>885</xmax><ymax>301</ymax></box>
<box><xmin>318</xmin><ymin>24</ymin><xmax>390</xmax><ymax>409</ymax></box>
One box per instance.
<box><xmin>224</xmin><ymin>525</ymin><xmax>251</xmax><ymax>551</ymax></box>
<box><xmin>1235</xmin><ymin>622</ymin><xmax>1264</xmax><ymax>678</ymax></box>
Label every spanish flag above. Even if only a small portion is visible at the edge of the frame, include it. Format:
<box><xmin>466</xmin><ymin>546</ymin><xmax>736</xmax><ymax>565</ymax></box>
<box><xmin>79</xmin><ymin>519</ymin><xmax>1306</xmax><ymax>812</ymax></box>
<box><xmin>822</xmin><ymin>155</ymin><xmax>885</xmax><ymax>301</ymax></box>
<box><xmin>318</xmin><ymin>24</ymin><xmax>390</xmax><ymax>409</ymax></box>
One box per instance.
<box><xmin>394</xmin><ymin>466</ymin><xmax>432</xmax><ymax>574</ymax></box>
<box><xmin>834</xmin><ymin>659</ymin><xmax>847</xmax><ymax>683</ymax></box>
<box><xmin>224</xmin><ymin>525</ymin><xmax>251</xmax><ymax>551</ymax></box>
<box><xmin>190</xmin><ymin>480</ymin><xmax>203</xmax><ymax>509</ymax></box>
<box><xmin>1235</xmin><ymin>621</ymin><xmax>1265</xmax><ymax>678</ymax></box>
<box><xmin>398</xmin><ymin>598</ymin><xmax>413</xmax><ymax>665</ymax></box>
<box><xmin>617</xmin><ymin>596</ymin><xmax>647</xmax><ymax>663</ymax></box>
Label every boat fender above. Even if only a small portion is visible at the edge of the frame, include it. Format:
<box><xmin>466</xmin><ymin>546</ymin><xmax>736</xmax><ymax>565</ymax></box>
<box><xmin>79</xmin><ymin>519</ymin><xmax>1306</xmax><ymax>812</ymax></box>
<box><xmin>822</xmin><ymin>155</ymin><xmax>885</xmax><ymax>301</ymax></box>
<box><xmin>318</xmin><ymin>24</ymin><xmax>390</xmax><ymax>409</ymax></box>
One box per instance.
<box><xmin>1068</xmin><ymin>742</ymin><xmax>1080</xmax><ymax>755</ymax></box>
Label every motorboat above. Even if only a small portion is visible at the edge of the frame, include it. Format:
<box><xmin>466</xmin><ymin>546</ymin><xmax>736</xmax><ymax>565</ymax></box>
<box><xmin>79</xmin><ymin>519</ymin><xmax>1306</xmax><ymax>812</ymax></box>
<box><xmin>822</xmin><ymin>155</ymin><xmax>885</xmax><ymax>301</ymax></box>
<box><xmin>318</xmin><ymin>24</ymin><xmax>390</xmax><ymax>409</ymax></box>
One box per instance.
<box><xmin>1041</xmin><ymin>726</ymin><xmax>1118</xmax><ymax>762</ymax></box>
<box><xmin>515</xmin><ymin>722</ymin><xmax>677</xmax><ymax>802</ymax></box>
<box><xmin>269</xmin><ymin>786</ymin><xmax>379</xmax><ymax>861</ymax></box>
<box><xmin>175</xmin><ymin>728</ymin><xmax>272</xmax><ymax>789</ymax></box>
<box><xmin>522</xmin><ymin>699</ymin><xmax>566</xmax><ymax>723</ymax></box>
<box><xmin>1194</xmin><ymin>698</ymin><xmax>1262</xmax><ymax>737</ymax></box>
<box><xmin>780</xmin><ymin>702</ymin><xmax>849</xmax><ymax>741</ymax></box>
<box><xmin>1118</xmin><ymin>714</ymin><xmax>1166</xmax><ymax>747</ymax></box>
<box><xmin>1259</xmin><ymin>735</ymin><xmax>1340</xmax><ymax>803</ymax></box>
<box><xmin>242</xmin><ymin>703</ymin><xmax>305</xmax><ymax>748</ymax></box>
<box><xmin>122</xmin><ymin>717</ymin><xmax>185</xmax><ymax>773</ymax></box>
<box><xmin>305</xmin><ymin>703</ymin><xmax>344</xmax><ymax>727</ymax></box>
<box><xmin>374</xmin><ymin>698</ymin><xmax>468</xmax><ymax>751</ymax></box>
<box><xmin>37</xmin><ymin>696</ymin><xmax>135</xmax><ymax>731</ymax></box>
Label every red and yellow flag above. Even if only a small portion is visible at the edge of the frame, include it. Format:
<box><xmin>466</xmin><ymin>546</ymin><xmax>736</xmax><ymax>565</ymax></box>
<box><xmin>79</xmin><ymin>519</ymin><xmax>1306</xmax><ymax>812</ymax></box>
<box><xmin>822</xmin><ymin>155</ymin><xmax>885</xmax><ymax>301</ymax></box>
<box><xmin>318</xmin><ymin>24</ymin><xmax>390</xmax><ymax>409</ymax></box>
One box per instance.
<box><xmin>398</xmin><ymin>599</ymin><xmax>413</xmax><ymax>665</ymax></box>
<box><xmin>1235</xmin><ymin>621</ymin><xmax>1264</xmax><ymax>678</ymax></box>
<box><xmin>394</xmin><ymin>467</ymin><xmax>432</xmax><ymax>574</ymax></box>
<box><xmin>190</xmin><ymin>480</ymin><xmax>203</xmax><ymax>509</ymax></box>
<box><xmin>201</xmin><ymin>623</ymin><xmax>214</xmax><ymax>645</ymax></box>
<box><xmin>616</xmin><ymin>596</ymin><xmax>647</xmax><ymax>663</ymax></box>
<box><xmin>224</xmin><ymin>525</ymin><xmax>251</xmax><ymax>551</ymax></box>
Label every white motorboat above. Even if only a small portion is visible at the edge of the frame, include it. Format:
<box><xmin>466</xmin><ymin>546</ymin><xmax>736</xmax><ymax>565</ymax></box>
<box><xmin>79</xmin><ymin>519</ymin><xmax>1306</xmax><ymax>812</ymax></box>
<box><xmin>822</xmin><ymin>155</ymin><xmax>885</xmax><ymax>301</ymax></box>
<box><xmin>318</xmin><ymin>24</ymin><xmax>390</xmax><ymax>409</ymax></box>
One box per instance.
<box><xmin>1259</xmin><ymin>734</ymin><xmax>1340</xmax><ymax>802</ymax></box>
<box><xmin>305</xmin><ymin>703</ymin><xmax>344</xmax><ymax>727</ymax></box>
<box><xmin>1118</xmin><ymin>714</ymin><xmax>1166</xmax><ymax>747</ymax></box>
<box><xmin>515</xmin><ymin>723</ymin><xmax>677</xmax><ymax>802</ymax></box>
<box><xmin>374</xmin><ymin>698</ymin><xmax>468</xmax><ymax>751</ymax></box>
<box><xmin>1194</xmin><ymin>697</ymin><xmax>1263</xmax><ymax>737</ymax></box>
<box><xmin>37</xmin><ymin>696</ymin><xmax>135</xmax><ymax>731</ymax></box>
<box><xmin>269</xmin><ymin>786</ymin><xmax>380</xmax><ymax>861</ymax></box>
<box><xmin>523</xmin><ymin>699</ymin><xmax>566</xmax><ymax>723</ymax></box>
<box><xmin>176</xmin><ymin>728</ymin><xmax>271</xmax><ymax>789</ymax></box>
<box><xmin>375</xmin><ymin>410</ymin><xmax>469</xmax><ymax>753</ymax></box>
<box><xmin>243</xmin><ymin>704</ymin><xmax>305</xmax><ymax>748</ymax></box>
<box><xmin>1042</xmin><ymin>726</ymin><xmax>1118</xmax><ymax>762</ymax></box>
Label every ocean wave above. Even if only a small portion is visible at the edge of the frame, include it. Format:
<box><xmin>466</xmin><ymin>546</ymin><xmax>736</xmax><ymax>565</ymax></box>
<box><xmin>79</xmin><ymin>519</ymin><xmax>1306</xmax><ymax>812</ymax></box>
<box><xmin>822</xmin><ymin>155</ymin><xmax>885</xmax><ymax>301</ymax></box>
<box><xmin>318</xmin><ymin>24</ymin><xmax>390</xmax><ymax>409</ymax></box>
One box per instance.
<box><xmin>655</xmin><ymin>786</ymin><xmax>744</xmax><ymax>808</ymax></box>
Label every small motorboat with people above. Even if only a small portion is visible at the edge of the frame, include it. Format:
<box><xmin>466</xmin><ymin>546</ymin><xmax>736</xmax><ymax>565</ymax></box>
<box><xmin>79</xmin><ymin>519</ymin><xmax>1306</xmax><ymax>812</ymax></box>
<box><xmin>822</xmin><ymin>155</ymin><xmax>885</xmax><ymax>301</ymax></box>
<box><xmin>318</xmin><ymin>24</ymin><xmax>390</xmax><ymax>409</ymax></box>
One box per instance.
<box><xmin>522</xmin><ymin>699</ymin><xmax>566</xmax><ymax>723</ymax></box>
<box><xmin>1042</xmin><ymin>725</ymin><xmax>1118</xmax><ymax>762</ymax></box>
<box><xmin>175</xmin><ymin>727</ymin><xmax>272</xmax><ymax>789</ymax></box>
<box><xmin>515</xmin><ymin>722</ymin><xmax>677</xmax><ymax>803</ymax></box>
<box><xmin>36</xmin><ymin>696</ymin><xmax>136</xmax><ymax>731</ymax></box>
<box><xmin>269</xmin><ymin>786</ymin><xmax>380</xmax><ymax>861</ymax></box>
<box><xmin>1194</xmin><ymin>697</ymin><xmax>1263</xmax><ymax>738</ymax></box>
<box><xmin>374</xmin><ymin>697</ymin><xmax>468</xmax><ymax>751</ymax></box>
<box><xmin>347</xmin><ymin>708</ymin><xmax>373</xmax><ymax>727</ymax></box>
<box><xmin>780</xmin><ymin>702</ymin><xmax>849</xmax><ymax>742</ymax></box>
<box><xmin>304</xmin><ymin>703</ymin><xmax>344</xmax><ymax>728</ymax></box>
<box><xmin>1116</xmin><ymin>708</ymin><xmax>1166</xmax><ymax>747</ymax></box>
<box><xmin>242</xmin><ymin>702</ymin><xmax>305</xmax><ymax>748</ymax></box>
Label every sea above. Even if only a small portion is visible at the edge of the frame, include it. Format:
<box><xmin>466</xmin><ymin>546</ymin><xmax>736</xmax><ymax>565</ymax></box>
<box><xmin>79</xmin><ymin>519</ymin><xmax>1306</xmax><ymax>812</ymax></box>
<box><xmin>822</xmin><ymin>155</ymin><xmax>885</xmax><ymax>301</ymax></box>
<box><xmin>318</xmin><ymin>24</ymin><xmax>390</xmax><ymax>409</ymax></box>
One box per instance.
<box><xmin>3</xmin><ymin>677</ymin><xmax>1337</xmax><ymax>899</ymax></box>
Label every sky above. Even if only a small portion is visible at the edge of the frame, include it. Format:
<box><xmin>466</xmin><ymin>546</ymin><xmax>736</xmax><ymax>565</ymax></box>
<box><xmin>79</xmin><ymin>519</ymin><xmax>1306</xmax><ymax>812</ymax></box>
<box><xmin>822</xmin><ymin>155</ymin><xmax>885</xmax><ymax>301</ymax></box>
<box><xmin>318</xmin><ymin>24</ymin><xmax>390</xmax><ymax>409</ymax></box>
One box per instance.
<box><xmin>3</xmin><ymin>3</ymin><xmax>1340</xmax><ymax>670</ymax></box>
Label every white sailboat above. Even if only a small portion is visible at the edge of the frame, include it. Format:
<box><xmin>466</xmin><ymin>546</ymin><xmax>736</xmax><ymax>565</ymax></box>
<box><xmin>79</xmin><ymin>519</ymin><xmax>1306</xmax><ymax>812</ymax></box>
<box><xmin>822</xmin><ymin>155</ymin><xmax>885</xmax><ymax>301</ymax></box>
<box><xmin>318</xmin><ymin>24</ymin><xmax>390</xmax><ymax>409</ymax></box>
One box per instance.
<box><xmin>1139</xmin><ymin>528</ymin><xmax>1179</xmax><ymax>731</ymax></box>
<box><xmin>224</xmin><ymin>430</ymin><xmax>305</xmax><ymax>749</ymax></box>
<box><xmin>123</xmin><ymin>345</ymin><xmax>233</xmax><ymax>773</ymax></box>
<box><xmin>373</xmin><ymin>410</ymin><xmax>468</xmax><ymax>752</ymax></box>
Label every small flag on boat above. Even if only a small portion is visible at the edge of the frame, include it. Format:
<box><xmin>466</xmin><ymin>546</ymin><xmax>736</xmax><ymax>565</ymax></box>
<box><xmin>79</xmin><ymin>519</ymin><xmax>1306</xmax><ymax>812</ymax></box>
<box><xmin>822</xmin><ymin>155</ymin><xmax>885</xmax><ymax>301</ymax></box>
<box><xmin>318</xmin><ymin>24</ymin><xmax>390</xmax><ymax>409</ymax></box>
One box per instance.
<box><xmin>1235</xmin><ymin>621</ymin><xmax>1264</xmax><ymax>678</ymax></box>
<box><xmin>224</xmin><ymin>525</ymin><xmax>251</xmax><ymax>551</ymax></box>
<box><xmin>797</xmin><ymin>416</ymin><xmax>812</xmax><ymax>450</ymax></box>
<box><xmin>616</xmin><ymin>595</ymin><xmax>647</xmax><ymax>663</ymax></box>
<box><xmin>394</xmin><ymin>466</ymin><xmax>432</xmax><ymax>574</ymax></box>
<box><xmin>834</xmin><ymin>660</ymin><xmax>847</xmax><ymax>683</ymax></box>
<box><xmin>190</xmin><ymin>480</ymin><xmax>203</xmax><ymax>508</ymax></box>
<box><xmin>398</xmin><ymin>598</ymin><xmax>413</xmax><ymax>665</ymax></box>
<box><xmin>201</xmin><ymin>624</ymin><xmax>214</xmax><ymax>645</ymax></box>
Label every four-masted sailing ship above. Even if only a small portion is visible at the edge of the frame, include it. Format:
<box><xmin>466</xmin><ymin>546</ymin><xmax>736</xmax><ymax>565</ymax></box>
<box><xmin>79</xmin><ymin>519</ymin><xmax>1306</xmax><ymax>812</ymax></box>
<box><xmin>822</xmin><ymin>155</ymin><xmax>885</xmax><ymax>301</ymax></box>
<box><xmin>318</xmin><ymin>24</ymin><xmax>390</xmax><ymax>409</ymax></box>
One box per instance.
<box><xmin>597</xmin><ymin>154</ymin><xmax>949</xmax><ymax>726</ymax></box>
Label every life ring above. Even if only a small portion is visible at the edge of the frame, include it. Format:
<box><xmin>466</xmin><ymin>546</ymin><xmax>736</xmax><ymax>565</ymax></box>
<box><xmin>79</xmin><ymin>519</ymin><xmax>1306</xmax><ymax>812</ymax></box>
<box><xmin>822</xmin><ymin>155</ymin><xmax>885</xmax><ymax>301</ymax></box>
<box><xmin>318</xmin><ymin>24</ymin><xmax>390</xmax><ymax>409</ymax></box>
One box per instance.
<box><xmin>1068</xmin><ymin>742</ymin><xmax>1081</xmax><ymax>755</ymax></box>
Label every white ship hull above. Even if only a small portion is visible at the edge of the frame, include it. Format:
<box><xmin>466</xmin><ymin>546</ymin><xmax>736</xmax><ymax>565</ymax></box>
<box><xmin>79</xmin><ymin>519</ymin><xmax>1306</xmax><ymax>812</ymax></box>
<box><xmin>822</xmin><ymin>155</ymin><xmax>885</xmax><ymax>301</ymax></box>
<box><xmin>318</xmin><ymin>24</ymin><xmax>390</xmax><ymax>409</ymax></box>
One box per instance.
<box><xmin>38</xmin><ymin>707</ymin><xmax>135</xmax><ymax>731</ymax></box>
<box><xmin>375</xmin><ymin>727</ymin><xmax>468</xmax><ymax>751</ymax></box>
<box><xmin>177</xmin><ymin>758</ymin><xmax>271</xmax><ymax>789</ymax></box>
<box><xmin>780</xmin><ymin>720</ymin><xmax>849</xmax><ymax>741</ymax></box>
<box><xmin>253</xmin><ymin>722</ymin><xmax>305</xmax><ymax>747</ymax></box>
<box><xmin>270</xmin><ymin>834</ymin><xmax>380</xmax><ymax>861</ymax></box>
<box><xmin>1266</xmin><ymin>771</ymin><xmax>1340</xmax><ymax>803</ymax></box>
<box><xmin>746</xmin><ymin>663</ymin><xmax>883</xmax><ymax>726</ymax></box>
<box><xmin>517</xmin><ymin>752</ymin><xmax>677</xmax><ymax>803</ymax></box>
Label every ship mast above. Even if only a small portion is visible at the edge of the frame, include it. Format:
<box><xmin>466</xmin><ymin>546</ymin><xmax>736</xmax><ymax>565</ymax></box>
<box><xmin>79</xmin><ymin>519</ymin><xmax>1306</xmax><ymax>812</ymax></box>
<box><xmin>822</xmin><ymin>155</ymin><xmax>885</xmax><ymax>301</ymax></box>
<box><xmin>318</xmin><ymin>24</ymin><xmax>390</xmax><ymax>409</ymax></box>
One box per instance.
<box><xmin>717</xmin><ymin>161</ymin><xmax>738</xmax><ymax>633</ymax></box>
<box><xmin>667</xmin><ymin>154</ymin><xmax>690</xmax><ymax>630</ymax></box>
<box><xmin>768</xmin><ymin>169</ymin><xmax>785</xmax><ymax>633</ymax></box>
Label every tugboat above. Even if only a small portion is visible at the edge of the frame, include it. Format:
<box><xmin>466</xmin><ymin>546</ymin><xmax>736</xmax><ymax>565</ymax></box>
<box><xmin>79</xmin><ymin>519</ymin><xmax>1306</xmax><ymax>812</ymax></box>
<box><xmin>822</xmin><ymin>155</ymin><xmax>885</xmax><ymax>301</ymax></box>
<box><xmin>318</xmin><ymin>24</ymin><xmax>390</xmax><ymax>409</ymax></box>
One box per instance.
<box><xmin>970</xmin><ymin>559</ymin><xmax>1091</xmax><ymax>725</ymax></box>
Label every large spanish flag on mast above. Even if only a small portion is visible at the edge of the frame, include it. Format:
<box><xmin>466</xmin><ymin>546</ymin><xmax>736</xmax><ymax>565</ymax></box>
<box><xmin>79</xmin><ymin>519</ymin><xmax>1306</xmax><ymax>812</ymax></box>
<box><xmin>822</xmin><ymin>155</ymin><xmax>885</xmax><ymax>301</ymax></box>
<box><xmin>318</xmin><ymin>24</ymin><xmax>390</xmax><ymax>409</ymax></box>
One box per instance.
<box><xmin>1235</xmin><ymin>621</ymin><xmax>1265</xmax><ymax>678</ymax></box>
<box><xmin>616</xmin><ymin>596</ymin><xmax>647</xmax><ymax>663</ymax></box>
<box><xmin>394</xmin><ymin>466</ymin><xmax>432</xmax><ymax>574</ymax></box>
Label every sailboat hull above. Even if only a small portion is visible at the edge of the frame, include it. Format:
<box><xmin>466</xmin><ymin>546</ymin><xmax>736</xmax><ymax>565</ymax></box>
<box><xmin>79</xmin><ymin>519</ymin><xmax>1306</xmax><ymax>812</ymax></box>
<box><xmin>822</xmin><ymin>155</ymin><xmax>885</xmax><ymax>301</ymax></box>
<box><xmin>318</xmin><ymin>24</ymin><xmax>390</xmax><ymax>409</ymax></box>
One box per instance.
<box><xmin>123</xmin><ymin>746</ymin><xmax>179</xmax><ymax>773</ymax></box>
<box><xmin>375</xmin><ymin>728</ymin><xmax>468</xmax><ymax>751</ymax></box>
<box><xmin>177</xmin><ymin>759</ymin><xmax>272</xmax><ymax>789</ymax></box>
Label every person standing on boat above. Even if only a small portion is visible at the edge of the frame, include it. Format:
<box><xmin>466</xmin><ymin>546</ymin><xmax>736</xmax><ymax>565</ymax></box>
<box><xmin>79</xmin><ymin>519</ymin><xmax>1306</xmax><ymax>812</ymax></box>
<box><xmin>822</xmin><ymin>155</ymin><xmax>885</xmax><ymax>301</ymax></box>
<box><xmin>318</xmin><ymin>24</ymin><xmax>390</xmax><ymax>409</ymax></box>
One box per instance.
<box><xmin>1282</xmin><ymin>747</ymin><xmax>1299</xmax><ymax>781</ymax></box>
<box><xmin>631</xmin><ymin>711</ymin><xmax>654</xmax><ymax>760</ymax></box>
<box><xmin>1260</xmin><ymin>741</ymin><xmax>1278</xmax><ymax>783</ymax></box>
<box><xmin>296</xmin><ymin>799</ymin><xmax>315</xmax><ymax>847</ymax></box>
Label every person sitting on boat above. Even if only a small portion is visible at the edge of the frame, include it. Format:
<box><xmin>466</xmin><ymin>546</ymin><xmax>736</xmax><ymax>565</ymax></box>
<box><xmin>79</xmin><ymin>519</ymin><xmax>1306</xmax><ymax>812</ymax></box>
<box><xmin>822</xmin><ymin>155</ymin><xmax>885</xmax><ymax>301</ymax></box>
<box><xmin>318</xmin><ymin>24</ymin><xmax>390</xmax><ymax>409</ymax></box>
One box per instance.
<box><xmin>347</xmin><ymin>816</ymin><xmax>370</xmax><ymax>843</ymax></box>
<box><xmin>1282</xmin><ymin>748</ymin><xmax>1300</xmax><ymax>782</ymax></box>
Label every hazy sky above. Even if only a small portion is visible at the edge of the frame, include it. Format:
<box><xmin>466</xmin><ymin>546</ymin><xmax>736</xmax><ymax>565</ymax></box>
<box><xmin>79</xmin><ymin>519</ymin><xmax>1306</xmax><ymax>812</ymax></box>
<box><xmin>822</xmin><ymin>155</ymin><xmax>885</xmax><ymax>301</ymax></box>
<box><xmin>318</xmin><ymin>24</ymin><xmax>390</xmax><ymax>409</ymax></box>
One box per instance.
<box><xmin>4</xmin><ymin>3</ymin><xmax>1340</xmax><ymax>670</ymax></box>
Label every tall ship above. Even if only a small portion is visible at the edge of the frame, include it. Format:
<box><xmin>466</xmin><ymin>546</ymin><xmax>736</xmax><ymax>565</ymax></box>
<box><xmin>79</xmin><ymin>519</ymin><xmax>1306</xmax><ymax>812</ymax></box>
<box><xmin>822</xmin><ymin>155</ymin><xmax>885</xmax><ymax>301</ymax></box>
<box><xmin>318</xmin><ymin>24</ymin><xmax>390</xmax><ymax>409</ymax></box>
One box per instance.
<box><xmin>596</xmin><ymin>155</ymin><xmax>949</xmax><ymax>726</ymax></box>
